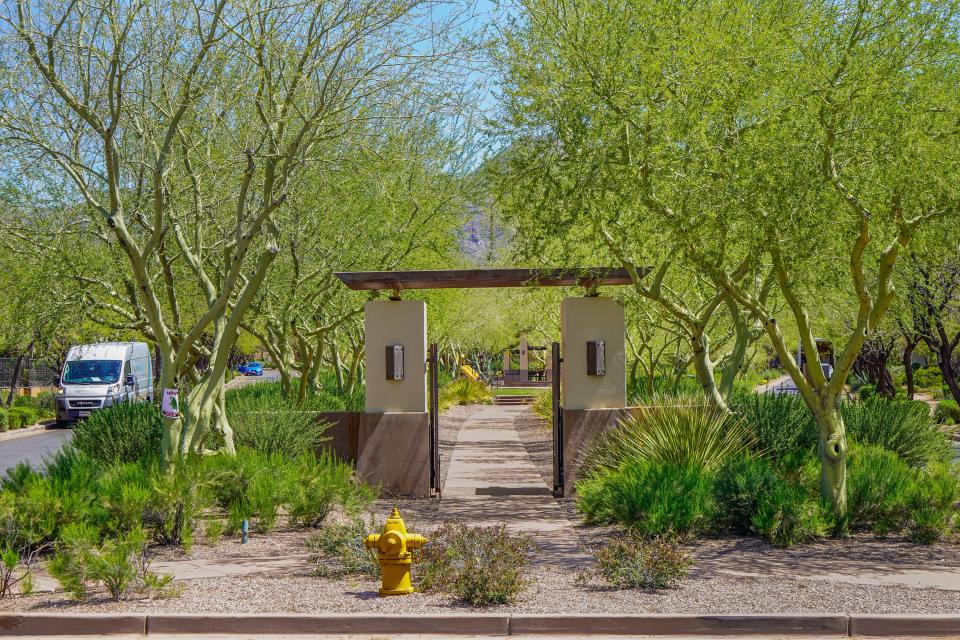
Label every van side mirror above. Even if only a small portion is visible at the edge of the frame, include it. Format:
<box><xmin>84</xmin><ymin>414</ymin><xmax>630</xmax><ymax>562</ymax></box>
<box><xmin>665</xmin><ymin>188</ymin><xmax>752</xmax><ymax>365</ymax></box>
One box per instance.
<box><xmin>125</xmin><ymin>374</ymin><xmax>136</xmax><ymax>386</ymax></box>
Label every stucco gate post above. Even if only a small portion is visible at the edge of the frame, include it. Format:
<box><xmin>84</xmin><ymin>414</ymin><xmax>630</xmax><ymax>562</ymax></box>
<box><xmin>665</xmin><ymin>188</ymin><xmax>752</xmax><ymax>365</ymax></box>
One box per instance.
<box><xmin>358</xmin><ymin>300</ymin><xmax>431</xmax><ymax>497</ymax></box>
<box><xmin>560</xmin><ymin>296</ymin><xmax>627</xmax><ymax>497</ymax></box>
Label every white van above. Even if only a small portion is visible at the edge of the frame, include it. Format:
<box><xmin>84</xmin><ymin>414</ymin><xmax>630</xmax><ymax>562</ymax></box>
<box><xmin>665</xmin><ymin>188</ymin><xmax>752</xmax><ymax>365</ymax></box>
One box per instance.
<box><xmin>55</xmin><ymin>342</ymin><xmax>154</xmax><ymax>423</ymax></box>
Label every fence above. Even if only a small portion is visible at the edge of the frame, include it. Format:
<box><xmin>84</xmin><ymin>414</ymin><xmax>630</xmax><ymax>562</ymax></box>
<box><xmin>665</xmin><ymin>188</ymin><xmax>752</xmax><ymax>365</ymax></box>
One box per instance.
<box><xmin>0</xmin><ymin>358</ymin><xmax>59</xmax><ymax>389</ymax></box>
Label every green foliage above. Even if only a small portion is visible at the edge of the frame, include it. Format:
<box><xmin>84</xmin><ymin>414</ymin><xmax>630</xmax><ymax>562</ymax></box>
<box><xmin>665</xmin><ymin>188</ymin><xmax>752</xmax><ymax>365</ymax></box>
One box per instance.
<box><xmin>858</xmin><ymin>384</ymin><xmax>877</xmax><ymax>401</ymax></box>
<box><xmin>72</xmin><ymin>402</ymin><xmax>163</xmax><ymax>465</ymax></box>
<box><xmin>577</xmin><ymin>461</ymin><xmax>715</xmax><ymax>537</ymax></box>
<box><xmin>13</xmin><ymin>392</ymin><xmax>55</xmax><ymax>418</ymax></box>
<box><xmin>913</xmin><ymin>367</ymin><xmax>943</xmax><ymax>389</ymax></box>
<box><xmin>749</xmin><ymin>479</ymin><xmax>829</xmax><ymax>548</ymax></box>
<box><xmin>142</xmin><ymin>459</ymin><xmax>210</xmax><ymax>549</ymax></box>
<box><xmin>841</xmin><ymin>398</ymin><xmax>949</xmax><ymax>467</ymax></box>
<box><xmin>417</xmin><ymin>522</ymin><xmax>533</xmax><ymax>605</ymax></box>
<box><xmin>0</xmin><ymin>409</ymin><xmax>7</xmax><ymax>431</ymax></box>
<box><xmin>203</xmin><ymin>449</ymin><xmax>288</xmax><ymax>534</ymax></box>
<box><xmin>225</xmin><ymin>387</ymin><xmax>331</xmax><ymax>458</ymax></box>
<box><xmin>306</xmin><ymin>516</ymin><xmax>380</xmax><ymax>578</ymax></box>
<box><xmin>0</xmin><ymin>544</ymin><xmax>34</xmax><ymax>598</ymax></box>
<box><xmin>48</xmin><ymin>524</ymin><xmax>174</xmax><ymax>601</ymax></box>
<box><xmin>581</xmin><ymin>537</ymin><xmax>691</xmax><ymax>590</ymax></box>
<box><xmin>96</xmin><ymin>462</ymin><xmax>152</xmax><ymax>536</ymax></box>
<box><xmin>731</xmin><ymin>392</ymin><xmax>818</xmax><ymax>460</ymax></box>
<box><xmin>582</xmin><ymin>403</ymin><xmax>754</xmax><ymax>476</ymax></box>
<box><xmin>7</xmin><ymin>406</ymin><xmax>38</xmax><ymax>428</ymax></box>
<box><xmin>226</xmin><ymin>378</ymin><xmax>360</xmax><ymax>415</ymax></box>
<box><xmin>438</xmin><ymin>378</ymin><xmax>492</xmax><ymax>411</ymax></box>
<box><xmin>531</xmin><ymin>390</ymin><xmax>551</xmax><ymax>421</ymax></box>
<box><xmin>628</xmin><ymin>376</ymin><xmax>702</xmax><ymax>405</ymax></box>
<box><xmin>906</xmin><ymin>463</ymin><xmax>960</xmax><ymax>544</ymax></box>
<box><xmin>935</xmin><ymin>399</ymin><xmax>960</xmax><ymax>425</ymax></box>
<box><xmin>286</xmin><ymin>452</ymin><xmax>374</xmax><ymax>528</ymax></box>
<box><xmin>845</xmin><ymin>445</ymin><xmax>916</xmax><ymax>535</ymax></box>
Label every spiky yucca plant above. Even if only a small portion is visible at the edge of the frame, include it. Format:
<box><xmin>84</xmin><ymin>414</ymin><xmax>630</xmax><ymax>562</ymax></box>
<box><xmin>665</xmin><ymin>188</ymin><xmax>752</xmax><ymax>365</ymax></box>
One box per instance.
<box><xmin>582</xmin><ymin>401</ymin><xmax>755</xmax><ymax>475</ymax></box>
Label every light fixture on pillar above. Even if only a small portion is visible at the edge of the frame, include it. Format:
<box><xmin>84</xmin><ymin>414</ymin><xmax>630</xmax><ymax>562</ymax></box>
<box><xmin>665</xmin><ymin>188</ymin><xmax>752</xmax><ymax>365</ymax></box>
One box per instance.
<box><xmin>586</xmin><ymin>340</ymin><xmax>605</xmax><ymax>376</ymax></box>
<box><xmin>386</xmin><ymin>345</ymin><xmax>404</xmax><ymax>380</ymax></box>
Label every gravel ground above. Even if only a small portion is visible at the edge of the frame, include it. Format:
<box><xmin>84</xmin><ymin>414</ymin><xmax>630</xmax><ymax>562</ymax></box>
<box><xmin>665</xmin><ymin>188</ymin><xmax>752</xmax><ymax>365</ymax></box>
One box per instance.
<box><xmin>5</xmin><ymin>405</ymin><xmax>960</xmax><ymax>615</ymax></box>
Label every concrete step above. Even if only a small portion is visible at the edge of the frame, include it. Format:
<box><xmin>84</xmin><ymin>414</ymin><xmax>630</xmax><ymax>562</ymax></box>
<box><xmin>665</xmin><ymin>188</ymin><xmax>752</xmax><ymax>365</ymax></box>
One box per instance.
<box><xmin>493</xmin><ymin>395</ymin><xmax>537</xmax><ymax>405</ymax></box>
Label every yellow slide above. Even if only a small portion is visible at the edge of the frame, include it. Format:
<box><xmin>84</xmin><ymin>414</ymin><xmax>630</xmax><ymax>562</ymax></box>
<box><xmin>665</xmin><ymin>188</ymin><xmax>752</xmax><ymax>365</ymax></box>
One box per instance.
<box><xmin>460</xmin><ymin>364</ymin><xmax>480</xmax><ymax>382</ymax></box>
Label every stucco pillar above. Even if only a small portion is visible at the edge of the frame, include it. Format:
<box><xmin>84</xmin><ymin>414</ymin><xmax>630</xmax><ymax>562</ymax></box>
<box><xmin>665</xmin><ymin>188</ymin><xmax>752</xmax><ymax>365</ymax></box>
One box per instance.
<box><xmin>364</xmin><ymin>300</ymin><xmax>427</xmax><ymax>413</ymax></box>
<box><xmin>560</xmin><ymin>296</ymin><xmax>627</xmax><ymax>497</ymax></box>
<box><xmin>519</xmin><ymin>333</ymin><xmax>529</xmax><ymax>382</ymax></box>
<box><xmin>560</xmin><ymin>296</ymin><xmax>626</xmax><ymax>409</ymax></box>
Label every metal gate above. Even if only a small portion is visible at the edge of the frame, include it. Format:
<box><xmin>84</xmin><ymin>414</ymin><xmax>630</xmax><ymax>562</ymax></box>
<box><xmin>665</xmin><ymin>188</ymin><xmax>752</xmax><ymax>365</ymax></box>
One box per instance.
<box><xmin>551</xmin><ymin>341</ymin><xmax>564</xmax><ymax>497</ymax></box>
<box><xmin>428</xmin><ymin>342</ymin><xmax>441</xmax><ymax>495</ymax></box>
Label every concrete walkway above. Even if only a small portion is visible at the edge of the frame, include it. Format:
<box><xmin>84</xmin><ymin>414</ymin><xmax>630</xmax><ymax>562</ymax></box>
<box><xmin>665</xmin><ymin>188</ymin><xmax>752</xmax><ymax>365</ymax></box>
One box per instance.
<box><xmin>438</xmin><ymin>404</ymin><xmax>589</xmax><ymax>568</ymax></box>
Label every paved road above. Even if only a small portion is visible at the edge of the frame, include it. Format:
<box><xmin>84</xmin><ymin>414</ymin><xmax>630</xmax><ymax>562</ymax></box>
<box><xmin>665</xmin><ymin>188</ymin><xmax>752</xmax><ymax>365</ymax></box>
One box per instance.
<box><xmin>226</xmin><ymin>368</ymin><xmax>281</xmax><ymax>390</ymax></box>
<box><xmin>0</xmin><ymin>428</ymin><xmax>74</xmax><ymax>473</ymax></box>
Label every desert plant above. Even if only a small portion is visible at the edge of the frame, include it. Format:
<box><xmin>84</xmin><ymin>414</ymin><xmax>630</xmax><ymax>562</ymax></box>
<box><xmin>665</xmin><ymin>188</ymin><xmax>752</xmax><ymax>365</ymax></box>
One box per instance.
<box><xmin>226</xmin><ymin>391</ymin><xmax>331</xmax><ymax>458</ymax></box>
<box><xmin>306</xmin><ymin>516</ymin><xmax>380</xmax><ymax>578</ymax></box>
<box><xmin>841</xmin><ymin>398</ymin><xmax>950</xmax><ymax>467</ymax></box>
<box><xmin>750</xmin><ymin>479</ymin><xmax>828</xmax><ymax>547</ymax></box>
<box><xmin>0</xmin><ymin>409</ymin><xmax>7</xmax><ymax>432</ymax></box>
<box><xmin>0</xmin><ymin>545</ymin><xmax>35</xmax><ymax>598</ymax></box>
<box><xmin>713</xmin><ymin>454</ymin><xmax>784</xmax><ymax>534</ymax></box>
<box><xmin>582</xmin><ymin>403</ymin><xmax>755</xmax><ymax>475</ymax></box>
<box><xmin>71</xmin><ymin>402</ymin><xmax>163</xmax><ymax>465</ymax></box>
<box><xmin>417</xmin><ymin>522</ymin><xmax>532</xmax><ymax>605</ymax></box>
<box><xmin>439</xmin><ymin>378</ymin><xmax>493</xmax><ymax>411</ymax></box>
<box><xmin>531</xmin><ymin>390</ymin><xmax>552</xmax><ymax>421</ymax></box>
<box><xmin>907</xmin><ymin>463</ymin><xmax>960</xmax><ymax>544</ymax></box>
<box><xmin>96</xmin><ymin>462</ymin><xmax>152</xmax><ymax>535</ymax></box>
<box><xmin>913</xmin><ymin>366</ymin><xmax>943</xmax><ymax>389</ymax></box>
<box><xmin>48</xmin><ymin>523</ymin><xmax>173</xmax><ymax>601</ymax></box>
<box><xmin>203</xmin><ymin>449</ymin><xmax>290</xmax><ymax>534</ymax></box>
<box><xmin>286</xmin><ymin>452</ymin><xmax>374</xmax><ymax>528</ymax></box>
<box><xmin>143</xmin><ymin>458</ymin><xmax>210</xmax><ymax>548</ymax></box>
<box><xmin>844</xmin><ymin>445</ymin><xmax>916</xmax><ymax>535</ymax></box>
<box><xmin>7</xmin><ymin>407</ymin><xmax>37</xmax><ymax>428</ymax></box>
<box><xmin>935</xmin><ymin>399</ymin><xmax>960</xmax><ymax>425</ymax></box>
<box><xmin>731</xmin><ymin>392</ymin><xmax>818</xmax><ymax>460</ymax></box>
<box><xmin>580</xmin><ymin>536</ymin><xmax>691</xmax><ymax>590</ymax></box>
<box><xmin>577</xmin><ymin>461</ymin><xmax>715</xmax><ymax>536</ymax></box>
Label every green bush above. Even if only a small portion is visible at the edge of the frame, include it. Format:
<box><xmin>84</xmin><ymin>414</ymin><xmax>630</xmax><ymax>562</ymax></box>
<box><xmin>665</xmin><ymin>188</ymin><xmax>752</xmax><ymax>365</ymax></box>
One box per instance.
<box><xmin>628</xmin><ymin>375</ymin><xmax>702</xmax><ymax>404</ymax></box>
<box><xmin>858</xmin><ymin>384</ymin><xmax>877</xmax><ymax>401</ymax></box>
<box><xmin>72</xmin><ymin>402</ymin><xmax>163</xmax><ymax>465</ymax></box>
<box><xmin>48</xmin><ymin>523</ymin><xmax>173</xmax><ymax>601</ymax></box>
<box><xmin>203</xmin><ymin>449</ymin><xmax>290</xmax><ymax>534</ymax></box>
<box><xmin>226</xmin><ymin>390</ymin><xmax>331</xmax><ymax>458</ymax></box>
<box><xmin>577</xmin><ymin>461</ymin><xmax>715</xmax><ymax>536</ymax></box>
<box><xmin>225</xmin><ymin>377</ymin><xmax>361</xmax><ymax>414</ymax></box>
<box><xmin>913</xmin><ymin>366</ymin><xmax>943</xmax><ymax>389</ymax></box>
<box><xmin>731</xmin><ymin>392</ymin><xmax>818</xmax><ymax>460</ymax></box>
<box><xmin>582</xmin><ymin>403</ymin><xmax>754</xmax><ymax>475</ymax></box>
<box><xmin>286</xmin><ymin>451</ymin><xmax>374</xmax><ymax>528</ymax></box>
<box><xmin>306</xmin><ymin>516</ymin><xmax>380</xmax><ymax>578</ymax></box>
<box><xmin>96</xmin><ymin>462</ymin><xmax>152</xmax><ymax>536</ymax></box>
<box><xmin>417</xmin><ymin>522</ymin><xmax>532</xmax><ymax>605</ymax></box>
<box><xmin>750</xmin><ymin>478</ymin><xmax>829</xmax><ymax>547</ymax></box>
<box><xmin>845</xmin><ymin>445</ymin><xmax>916</xmax><ymax>535</ymax></box>
<box><xmin>0</xmin><ymin>409</ymin><xmax>7</xmax><ymax>432</ymax></box>
<box><xmin>935</xmin><ymin>399</ymin><xmax>960</xmax><ymax>425</ymax></box>
<box><xmin>13</xmin><ymin>392</ymin><xmax>55</xmax><ymax>418</ymax></box>
<box><xmin>907</xmin><ymin>463</ymin><xmax>960</xmax><ymax>544</ymax></box>
<box><xmin>580</xmin><ymin>536</ymin><xmax>691</xmax><ymax>590</ymax></box>
<box><xmin>841</xmin><ymin>398</ymin><xmax>949</xmax><ymax>467</ymax></box>
<box><xmin>439</xmin><ymin>378</ymin><xmax>492</xmax><ymax>411</ymax></box>
<box><xmin>714</xmin><ymin>454</ymin><xmax>783</xmax><ymax>534</ymax></box>
<box><xmin>143</xmin><ymin>458</ymin><xmax>211</xmax><ymax>548</ymax></box>
<box><xmin>7</xmin><ymin>406</ymin><xmax>37</xmax><ymax>428</ymax></box>
<box><xmin>531</xmin><ymin>390</ymin><xmax>551</xmax><ymax>421</ymax></box>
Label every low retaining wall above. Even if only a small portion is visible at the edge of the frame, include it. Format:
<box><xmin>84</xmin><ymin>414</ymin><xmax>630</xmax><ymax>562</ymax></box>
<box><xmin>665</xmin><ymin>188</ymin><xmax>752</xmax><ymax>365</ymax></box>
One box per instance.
<box><xmin>0</xmin><ymin>613</ymin><xmax>957</xmax><ymax>636</ymax></box>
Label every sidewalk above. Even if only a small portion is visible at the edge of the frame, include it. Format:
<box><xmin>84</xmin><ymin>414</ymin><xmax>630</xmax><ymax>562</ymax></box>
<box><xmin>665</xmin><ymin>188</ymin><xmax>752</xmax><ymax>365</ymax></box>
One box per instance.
<box><xmin>438</xmin><ymin>404</ymin><xmax>590</xmax><ymax>568</ymax></box>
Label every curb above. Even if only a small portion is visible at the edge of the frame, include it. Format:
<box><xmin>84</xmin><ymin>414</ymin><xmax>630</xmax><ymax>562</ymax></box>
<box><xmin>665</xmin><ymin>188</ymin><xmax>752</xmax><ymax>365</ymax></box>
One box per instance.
<box><xmin>0</xmin><ymin>423</ymin><xmax>61</xmax><ymax>443</ymax></box>
<box><xmin>0</xmin><ymin>613</ymin><xmax>956</xmax><ymax>636</ymax></box>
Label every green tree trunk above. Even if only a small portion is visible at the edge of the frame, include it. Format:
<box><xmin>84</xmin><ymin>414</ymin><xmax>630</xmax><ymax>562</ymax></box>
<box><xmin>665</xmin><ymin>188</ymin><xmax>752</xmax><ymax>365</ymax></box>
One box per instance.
<box><xmin>814</xmin><ymin>403</ymin><xmax>848</xmax><ymax>515</ymax></box>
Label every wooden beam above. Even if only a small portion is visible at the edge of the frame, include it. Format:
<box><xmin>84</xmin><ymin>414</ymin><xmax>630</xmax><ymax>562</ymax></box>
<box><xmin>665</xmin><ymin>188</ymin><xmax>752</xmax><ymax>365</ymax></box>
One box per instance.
<box><xmin>334</xmin><ymin>268</ymin><xmax>641</xmax><ymax>291</ymax></box>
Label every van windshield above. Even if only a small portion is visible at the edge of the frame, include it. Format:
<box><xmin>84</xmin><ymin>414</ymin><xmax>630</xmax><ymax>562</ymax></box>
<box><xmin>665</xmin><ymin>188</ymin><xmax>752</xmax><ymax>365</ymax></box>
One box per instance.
<box><xmin>62</xmin><ymin>360</ymin><xmax>122</xmax><ymax>385</ymax></box>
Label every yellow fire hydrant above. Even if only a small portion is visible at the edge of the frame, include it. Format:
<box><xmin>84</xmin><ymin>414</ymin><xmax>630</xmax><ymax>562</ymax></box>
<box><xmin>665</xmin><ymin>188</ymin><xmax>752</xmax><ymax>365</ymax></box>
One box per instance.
<box><xmin>364</xmin><ymin>507</ymin><xmax>427</xmax><ymax>596</ymax></box>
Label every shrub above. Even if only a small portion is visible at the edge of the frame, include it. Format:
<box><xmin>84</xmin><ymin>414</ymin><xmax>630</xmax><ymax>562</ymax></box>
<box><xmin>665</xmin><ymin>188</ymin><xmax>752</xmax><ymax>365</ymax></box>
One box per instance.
<box><xmin>439</xmin><ymin>378</ymin><xmax>492</xmax><ymax>411</ymax></box>
<box><xmin>306</xmin><ymin>516</ymin><xmax>380</xmax><ymax>578</ymax></box>
<box><xmin>143</xmin><ymin>458</ymin><xmax>211</xmax><ymax>548</ymax></box>
<box><xmin>714</xmin><ymin>454</ymin><xmax>783</xmax><ymax>534</ymax></box>
<box><xmin>935</xmin><ymin>399</ymin><xmax>960</xmax><ymax>425</ymax></box>
<box><xmin>0</xmin><ymin>545</ymin><xmax>34</xmax><ymax>598</ymax></box>
<box><xmin>914</xmin><ymin>366</ymin><xmax>943</xmax><ymax>389</ymax></box>
<box><xmin>417</xmin><ymin>522</ymin><xmax>532</xmax><ymax>605</ymax></box>
<box><xmin>531</xmin><ymin>390</ymin><xmax>551</xmax><ymax>421</ymax></box>
<box><xmin>96</xmin><ymin>462</ymin><xmax>152</xmax><ymax>536</ymax></box>
<box><xmin>13</xmin><ymin>392</ymin><xmax>55</xmax><ymax>418</ymax></box>
<box><xmin>582</xmin><ymin>403</ymin><xmax>754</xmax><ymax>475</ymax></box>
<box><xmin>841</xmin><ymin>398</ymin><xmax>949</xmax><ymax>467</ymax></box>
<box><xmin>858</xmin><ymin>384</ymin><xmax>877</xmax><ymax>401</ymax></box>
<box><xmin>0</xmin><ymin>409</ymin><xmax>7</xmax><ymax>432</ymax></box>
<box><xmin>577</xmin><ymin>461</ymin><xmax>715</xmax><ymax>536</ymax></box>
<box><xmin>580</xmin><ymin>537</ymin><xmax>691</xmax><ymax>590</ymax></box>
<box><xmin>907</xmin><ymin>463</ymin><xmax>960</xmax><ymax>544</ymax></box>
<box><xmin>48</xmin><ymin>523</ymin><xmax>173</xmax><ymax>601</ymax></box>
<box><xmin>286</xmin><ymin>451</ymin><xmax>374</xmax><ymax>528</ymax></box>
<box><xmin>72</xmin><ymin>402</ymin><xmax>163</xmax><ymax>465</ymax></box>
<box><xmin>731</xmin><ymin>392</ymin><xmax>818</xmax><ymax>460</ymax></box>
<box><xmin>226</xmin><ymin>390</ymin><xmax>331</xmax><ymax>458</ymax></box>
<box><xmin>845</xmin><ymin>445</ymin><xmax>915</xmax><ymax>535</ymax></box>
<box><xmin>203</xmin><ymin>449</ymin><xmax>290</xmax><ymax>534</ymax></box>
<box><xmin>628</xmin><ymin>375</ymin><xmax>702</xmax><ymax>404</ymax></box>
<box><xmin>7</xmin><ymin>406</ymin><xmax>38</xmax><ymax>428</ymax></box>
<box><xmin>750</xmin><ymin>481</ymin><xmax>829</xmax><ymax>547</ymax></box>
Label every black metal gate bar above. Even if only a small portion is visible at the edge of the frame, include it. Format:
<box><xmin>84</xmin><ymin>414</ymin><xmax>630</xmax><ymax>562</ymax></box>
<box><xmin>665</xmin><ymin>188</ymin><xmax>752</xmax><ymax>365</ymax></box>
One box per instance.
<box><xmin>428</xmin><ymin>342</ymin><xmax>441</xmax><ymax>494</ymax></box>
<box><xmin>551</xmin><ymin>341</ymin><xmax>564</xmax><ymax>497</ymax></box>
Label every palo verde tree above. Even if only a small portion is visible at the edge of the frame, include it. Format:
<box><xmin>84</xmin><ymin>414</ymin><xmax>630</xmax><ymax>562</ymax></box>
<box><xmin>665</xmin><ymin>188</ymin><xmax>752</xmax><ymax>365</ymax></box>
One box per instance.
<box><xmin>0</xmin><ymin>0</ymin><xmax>471</xmax><ymax>463</ymax></box>
<box><xmin>493</xmin><ymin>0</ymin><xmax>960</xmax><ymax>513</ymax></box>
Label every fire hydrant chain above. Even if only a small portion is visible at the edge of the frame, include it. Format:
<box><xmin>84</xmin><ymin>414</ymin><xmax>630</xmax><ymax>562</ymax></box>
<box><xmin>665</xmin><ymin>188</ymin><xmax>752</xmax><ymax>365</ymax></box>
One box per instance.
<box><xmin>364</xmin><ymin>507</ymin><xmax>427</xmax><ymax>596</ymax></box>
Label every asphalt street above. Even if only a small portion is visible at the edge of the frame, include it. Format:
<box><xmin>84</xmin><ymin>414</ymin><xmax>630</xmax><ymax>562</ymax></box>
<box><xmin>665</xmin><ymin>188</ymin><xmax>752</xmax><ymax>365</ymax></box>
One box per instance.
<box><xmin>0</xmin><ymin>428</ymin><xmax>74</xmax><ymax>473</ymax></box>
